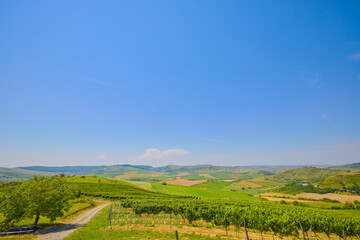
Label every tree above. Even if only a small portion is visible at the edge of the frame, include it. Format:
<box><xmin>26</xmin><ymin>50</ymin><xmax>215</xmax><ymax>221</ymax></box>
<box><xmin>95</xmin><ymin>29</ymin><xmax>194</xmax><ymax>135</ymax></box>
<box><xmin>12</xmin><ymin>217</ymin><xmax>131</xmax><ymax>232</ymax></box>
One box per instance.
<box><xmin>0</xmin><ymin>182</ymin><xmax>28</xmax><ymax>229</ymax></box>
<box><xmin>0</xmin><ymin>176</ymin><xmax>74</xmax><ymax>228</ymax></box>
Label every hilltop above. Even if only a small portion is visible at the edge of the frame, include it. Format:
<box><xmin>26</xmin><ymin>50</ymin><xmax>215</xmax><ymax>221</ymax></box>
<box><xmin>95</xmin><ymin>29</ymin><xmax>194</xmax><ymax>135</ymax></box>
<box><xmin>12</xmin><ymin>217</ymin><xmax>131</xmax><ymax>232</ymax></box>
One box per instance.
<box><xmin>0</xmin><ymin>163</ymin><xmax>357</xmax><ymax>192</ymax></box>
<box><xmin>266</xmin><ymin>167</ymin><xmax>342</xmax><ymax>183</ymax></box>
<box><xmin>316</xmin><ymin>170</ymin><xmax>360</xmax><ymax>189</ymax></box>
<box><xmin>328</xmin><ymin>162</ymin><xmax>360</xmax><ymax>171</ymax></box>
<box><xmin>14</xmin><ymin>164</ymin><xmax>274</xmax><ymax>182</ymax></box>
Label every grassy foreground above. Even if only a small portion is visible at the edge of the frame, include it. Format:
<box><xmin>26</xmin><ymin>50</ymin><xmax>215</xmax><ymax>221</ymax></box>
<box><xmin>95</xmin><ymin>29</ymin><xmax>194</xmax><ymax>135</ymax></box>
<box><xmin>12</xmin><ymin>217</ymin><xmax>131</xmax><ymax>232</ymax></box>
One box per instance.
<box><xmin>64</xmin><ymin>206</ymin><xmax>229</xmax><ymax>240</ymax></box>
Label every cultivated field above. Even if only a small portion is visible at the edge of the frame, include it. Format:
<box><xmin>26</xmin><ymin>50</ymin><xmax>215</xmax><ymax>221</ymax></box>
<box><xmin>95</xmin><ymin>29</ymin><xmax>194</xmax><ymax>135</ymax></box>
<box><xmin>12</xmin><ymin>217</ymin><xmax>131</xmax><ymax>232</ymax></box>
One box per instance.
<box><xmin>165</xmin><ymin>178</ymin><xmax>206</xmax><ymax>186</ymax></box>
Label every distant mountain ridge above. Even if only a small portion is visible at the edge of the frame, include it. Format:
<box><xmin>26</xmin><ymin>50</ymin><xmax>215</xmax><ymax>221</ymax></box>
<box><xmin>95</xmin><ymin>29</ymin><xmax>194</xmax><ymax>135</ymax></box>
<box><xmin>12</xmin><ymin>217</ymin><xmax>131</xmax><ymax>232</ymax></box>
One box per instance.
<box><xmin>17</xmin><ymin>163</ymin><xmax>339</xmax><ymax>173</ymax></box>
<box><xmin>328</xmin><ymin>162</ymin><xmax>360</xmax><ymax>171</ymax></box>
<box><xmin>232</xmin><ymin>165</ymin><xmax>332</xmax><ymax>169</ymax></box>
<box><xmin>0</xmin><ymin>162</ymin><xmax>357</xmax><ymax>183</ymax></box>
<box><xmin>19</xmin><ymin>165</ymin><xmax>106</xmax><ymax>173</ymax></box>
<box><xmin>0</xmin><ymin>167</ymin><xmax>54</xmax><ymax>182</ymax></box>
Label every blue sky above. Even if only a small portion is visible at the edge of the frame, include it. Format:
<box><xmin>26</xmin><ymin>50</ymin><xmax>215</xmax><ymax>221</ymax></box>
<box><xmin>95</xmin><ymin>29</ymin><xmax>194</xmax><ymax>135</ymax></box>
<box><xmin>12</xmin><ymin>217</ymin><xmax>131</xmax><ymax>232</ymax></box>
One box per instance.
<box><xmin>1</xmin><ymin>1</ymin><xmax>360</xmax><ymax>167</ymax></box>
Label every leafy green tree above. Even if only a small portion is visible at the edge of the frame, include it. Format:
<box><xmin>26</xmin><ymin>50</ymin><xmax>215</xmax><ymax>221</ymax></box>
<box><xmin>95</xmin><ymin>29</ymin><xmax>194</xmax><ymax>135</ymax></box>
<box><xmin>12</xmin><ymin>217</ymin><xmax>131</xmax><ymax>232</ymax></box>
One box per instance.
<box><xmin>0</xmin><ymin>183</ymin><xmax>27</xmax><ymax>229</ymax></box>
<box><xmin>0</xmin><ymin>176</ymin><xmax>74</xmax><ymax>228</ymax></box>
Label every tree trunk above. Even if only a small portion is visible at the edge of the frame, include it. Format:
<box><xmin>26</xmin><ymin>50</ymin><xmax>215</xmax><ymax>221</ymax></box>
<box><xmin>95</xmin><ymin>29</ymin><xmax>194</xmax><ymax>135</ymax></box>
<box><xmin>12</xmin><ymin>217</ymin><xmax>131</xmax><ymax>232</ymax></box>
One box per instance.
<box><xmin>34</xmin><ymin>214</ymin><xmax>40</xmax><ymax>226</ymax></box>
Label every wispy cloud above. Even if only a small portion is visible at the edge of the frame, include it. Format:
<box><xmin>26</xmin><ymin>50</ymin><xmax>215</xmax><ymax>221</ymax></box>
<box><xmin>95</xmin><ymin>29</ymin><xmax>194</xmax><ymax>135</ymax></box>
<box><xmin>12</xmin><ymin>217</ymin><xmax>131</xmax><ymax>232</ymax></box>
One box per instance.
<box><xmin>91</xmin><ymin>153</ymin><xmax>107</xmax><ymax>160</ymax></box>
<box><xmin>204</xmin><ymin>138</ymin><xmax>230</xmax><ymax>144</ymax></box>
<box><xmin>309</xmin><ymin>74</ymin><xmax>323</xmax><ymax>88</ymax></box>
<box><xmin>138</xmin><ymin>148</ymin><xmax>189</xmax><ymax>160</ymax></box>
<box><xmin>87</xmin><ymin>79</ymin><xmax>117</xmax><ymax>88</ymax></box>
<box><xmin>346</xmin><ymin>53</ymin><xmax>360</xmax><ymax>61</ymax></box>
<box><xmin>322</xmin><ymin>114</ymin><xmax>335</xmax><ymax>127</ymax></box>
<box><xmin>299</xmin><ymin>71</ymin><xmax>324</xmax><ymax>89</ymax></box>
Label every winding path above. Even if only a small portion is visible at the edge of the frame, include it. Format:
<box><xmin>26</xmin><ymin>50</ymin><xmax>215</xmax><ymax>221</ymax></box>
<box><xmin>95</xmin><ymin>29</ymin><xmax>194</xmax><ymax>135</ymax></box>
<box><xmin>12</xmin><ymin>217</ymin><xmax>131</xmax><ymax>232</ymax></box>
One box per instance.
<box><xmin>35</xmin><ymin>203</ymin><xmax>109</xmax><ymax>240</ymax></box>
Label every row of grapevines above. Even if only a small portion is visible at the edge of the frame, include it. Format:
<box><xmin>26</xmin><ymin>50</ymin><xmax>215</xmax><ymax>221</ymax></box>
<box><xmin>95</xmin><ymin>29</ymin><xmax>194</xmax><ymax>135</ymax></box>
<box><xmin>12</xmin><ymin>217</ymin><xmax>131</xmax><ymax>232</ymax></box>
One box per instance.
<box><xmin>121</xmin><ymin>198</ymin><xmax>360</xmax><ymax>238</ymax></box>
<box><xmin>68</xmin><ymin>182</ymin><xmax>195</xmax><ymax>200</ymax></box>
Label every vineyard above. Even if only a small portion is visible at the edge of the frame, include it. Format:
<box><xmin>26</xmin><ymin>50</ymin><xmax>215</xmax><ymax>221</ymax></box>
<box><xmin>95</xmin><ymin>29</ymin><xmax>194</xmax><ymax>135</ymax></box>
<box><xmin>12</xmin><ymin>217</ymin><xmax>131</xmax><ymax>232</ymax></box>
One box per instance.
<box><xmin>67</xmin><ymin>177</ymin><xmax>196</xmax><ymax>200</ymax></box>
<box><xmin>3</xmin><ymin>176</ymin><xmax>359</xmax><ymax>239</ymax></box>
<box><xmin>108</xmin><ymin>198</ymin><xmax>360</xmax><ymax>239</ymax></box>
<box><xmin>64</xmin><ymin>176</ymin><xmax>360</xmax><ymax>239</ymax></box>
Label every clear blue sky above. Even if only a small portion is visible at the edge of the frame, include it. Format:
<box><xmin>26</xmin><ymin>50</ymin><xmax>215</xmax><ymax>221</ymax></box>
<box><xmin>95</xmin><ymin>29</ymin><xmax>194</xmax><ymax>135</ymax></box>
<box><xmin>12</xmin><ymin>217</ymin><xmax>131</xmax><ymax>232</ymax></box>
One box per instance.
<box><xmin>1</xmin><ymin>1</ymin><xmax>360</xmax><ymax>167</ymax></box>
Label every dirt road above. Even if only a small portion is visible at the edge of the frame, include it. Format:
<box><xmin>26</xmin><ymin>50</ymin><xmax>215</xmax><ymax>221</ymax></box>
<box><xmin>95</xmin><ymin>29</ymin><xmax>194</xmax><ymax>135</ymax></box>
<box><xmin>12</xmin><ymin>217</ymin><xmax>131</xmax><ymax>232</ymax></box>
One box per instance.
<box><xmin>35</xmin><ymin>203</ymin><xmax>109</xmax><ymax>240</ymax></box>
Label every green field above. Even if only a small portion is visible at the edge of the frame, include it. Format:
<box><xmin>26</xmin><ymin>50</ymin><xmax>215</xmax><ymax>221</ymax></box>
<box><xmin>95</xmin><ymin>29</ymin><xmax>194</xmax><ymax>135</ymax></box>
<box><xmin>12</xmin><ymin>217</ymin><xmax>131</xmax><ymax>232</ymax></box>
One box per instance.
<box><xmin>150</xmin><ymin>182</ymin><xmax>260</xmax><ymax>200</ymax></box>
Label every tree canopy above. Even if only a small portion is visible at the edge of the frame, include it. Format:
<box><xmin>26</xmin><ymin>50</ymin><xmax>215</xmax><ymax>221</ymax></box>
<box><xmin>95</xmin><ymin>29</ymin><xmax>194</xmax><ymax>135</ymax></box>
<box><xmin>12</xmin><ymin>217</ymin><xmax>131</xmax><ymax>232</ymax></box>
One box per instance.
<box><xmin>0</xmin><ymin>176</ymin><xmax>74</xmax><ymax>229</ymax></box>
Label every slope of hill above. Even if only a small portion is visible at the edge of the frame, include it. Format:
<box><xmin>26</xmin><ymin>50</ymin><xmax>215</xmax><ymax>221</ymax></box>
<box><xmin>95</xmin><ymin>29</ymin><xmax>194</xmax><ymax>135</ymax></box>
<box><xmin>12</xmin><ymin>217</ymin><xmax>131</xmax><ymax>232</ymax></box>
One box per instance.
<box><xmin>328</xmin><ymin>162</ymin><xmax>360</xmax><ymax>171</ymax></box>
<box><xmin>15</xmin><ymin>163</ymin><xmax>358</xmax><ymax>184</ymax></box>
<box><xmin>153</xmin><ymin>165</ymin><xmax>275</xmax><ymax>181</ymax></box>
<box><xmin>19</xmin><ymin>165</ymin><xmax>171</xmax><ymax>181</ymax></box>
<box><xmin>65</xmin><ymin>176</ymin><xmax>177</xmax><ymax>200</ymax></box>
<box><xmin>267</xmin><ymin>167</ymin><xmax>342</xmax><ymax>183</ymax></box>
<box><xmin>315</xmin><ymin>170</ymin><xmax>360</xmax><ymax>189</ymax></box>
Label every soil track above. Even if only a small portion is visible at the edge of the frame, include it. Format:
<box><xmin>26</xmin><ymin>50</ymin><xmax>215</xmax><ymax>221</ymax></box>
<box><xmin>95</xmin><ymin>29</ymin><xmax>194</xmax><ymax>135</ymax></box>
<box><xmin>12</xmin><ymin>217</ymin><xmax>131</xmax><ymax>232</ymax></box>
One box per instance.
<box><xmin>35</xmin><ymin>203</ymin><xmax>109</xmax><ymax>240</ymax></box>
<box><xmin>261</xmin><ymin>192</ymin><xmax>360</xmax><ymax>202</ymax></box>
<box><xmin>165</xmin><ymin>178</ymin><xmax>206</xmax><ymax>186</ymax></box>
<box><xmin>295</xmin><ymin>193</ymin><xmax>360</xmax><ymax>202</ymax></box>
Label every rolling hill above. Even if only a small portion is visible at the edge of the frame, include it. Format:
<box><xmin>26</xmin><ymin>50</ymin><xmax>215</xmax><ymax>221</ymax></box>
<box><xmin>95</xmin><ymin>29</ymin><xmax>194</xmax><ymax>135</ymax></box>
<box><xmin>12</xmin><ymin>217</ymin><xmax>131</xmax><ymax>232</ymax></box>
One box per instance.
<box><xmin>315</xmin><ymin>170</ymin><xmax>360</xmax><ymax>189</ymax></box>
<box><xmin>9</xmin><ymin>163</ymin><xmax>358</xmax><ymax>186</ymax></box>
<box><xmin>16</xmin><ymin>164</ymin><xmax>276</xmax><ymax>182</ymax></box>
<box><xmin>266</xmin><ymin>167</ymin><xmax>342</xmax><ymax>183</ymax></box>
<box><xmin>328</xmin><ymin>162</ymin><xmax>360</xmax><ymax>171</ymax></box>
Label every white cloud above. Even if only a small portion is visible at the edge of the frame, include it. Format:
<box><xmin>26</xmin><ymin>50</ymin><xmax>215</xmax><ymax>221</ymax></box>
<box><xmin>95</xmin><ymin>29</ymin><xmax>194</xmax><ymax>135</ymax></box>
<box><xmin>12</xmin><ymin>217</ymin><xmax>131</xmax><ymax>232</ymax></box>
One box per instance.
<box><xmin>138</xmin><ymin>148</ymin><xmax>189</xmax><ymax>160</ymax></box>
<box><xmin>347</xmin><ymin>53</ymin><xmax>360</xmax><ymax>61</ymax></box>
<box><xmin>92</xmin><ymin>153</ymin><xmax>107</xmax><ymax>160</ymax></box>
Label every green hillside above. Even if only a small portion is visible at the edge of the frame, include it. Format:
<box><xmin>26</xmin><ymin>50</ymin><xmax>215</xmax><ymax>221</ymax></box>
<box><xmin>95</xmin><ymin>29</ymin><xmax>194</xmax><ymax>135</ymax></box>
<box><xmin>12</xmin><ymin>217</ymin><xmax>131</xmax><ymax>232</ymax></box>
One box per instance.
<box><xmin>65</xmin><ymin>176</ymin><xmax>184</xmax><ymax>200</ymax></box>
<box><xmin>14</xmin><ymin>164</ymin><xmax>360</xmax><ymax>185</ymax></box>
<box><xmin>267</xmin><ymin>167</ymin><xmax>342</xmax><ymax>183</ymax></box>
<box><xmin>19</xmin><ymin>165</ymin><xmax>170</xmax><ymax>181</ymax></box>
<box><xmin>154</xmin><ymin>165</ymin><xmax>274</xmax><ymax>181</ymax></box>
<box><xmin>315</xmin><ymin>170</ymin><xmax>360</xmax><ymax>189</ymax></box>
<box><xmin>328</xmin><ymin>162</ymin><xmax>360</xmax><ymax>171</ymax></box>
